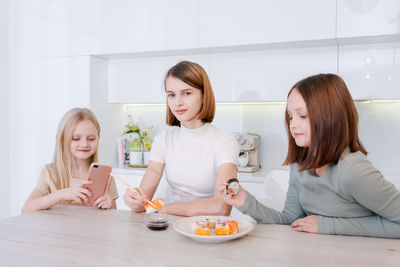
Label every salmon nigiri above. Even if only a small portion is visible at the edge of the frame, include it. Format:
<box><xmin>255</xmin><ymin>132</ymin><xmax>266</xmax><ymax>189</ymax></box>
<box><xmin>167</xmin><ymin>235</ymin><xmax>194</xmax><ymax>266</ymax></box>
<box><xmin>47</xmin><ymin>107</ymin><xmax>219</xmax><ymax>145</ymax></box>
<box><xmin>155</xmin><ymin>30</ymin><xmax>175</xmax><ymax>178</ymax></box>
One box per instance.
<box><xmin>228</xmin><ymin>220</ymin><xmax>239</xmax><ymax>234</ymax></box>
<box><xmin>144</xmin><ymin>198</ymin><xmax>164</xmax><ymax>214</ymax></box>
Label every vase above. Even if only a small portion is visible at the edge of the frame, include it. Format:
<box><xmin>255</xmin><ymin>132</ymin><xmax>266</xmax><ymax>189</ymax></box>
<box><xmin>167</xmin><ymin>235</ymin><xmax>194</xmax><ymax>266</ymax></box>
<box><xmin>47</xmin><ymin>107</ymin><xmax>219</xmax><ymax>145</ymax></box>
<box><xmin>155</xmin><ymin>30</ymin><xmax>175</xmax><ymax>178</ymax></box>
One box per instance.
<box><xmin>130</xmin><ymin>151</ymin><xmax>150</xmax><ymax>166</ymax></box>
<box><xmin>130</xmin><ymin>151</ymin><xmax>143</xmax><ymax>165</ymax></box>
<box><xmin>143</xmin><ymin>151</ymin><xmax>150</xmax><ymax>165</ymax></box>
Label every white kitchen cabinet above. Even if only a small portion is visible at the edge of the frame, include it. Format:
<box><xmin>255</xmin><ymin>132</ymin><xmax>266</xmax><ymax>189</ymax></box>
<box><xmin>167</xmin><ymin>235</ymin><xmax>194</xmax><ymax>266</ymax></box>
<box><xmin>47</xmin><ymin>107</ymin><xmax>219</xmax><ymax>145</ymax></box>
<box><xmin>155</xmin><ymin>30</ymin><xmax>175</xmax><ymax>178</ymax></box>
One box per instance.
<box><xmin>198</xmin><ymin>0</ymin><xmax>336</xmax><ymax>48</ymax></box>
<box><xmin>337</xmin><ymin>0</ymin><xmax>400</xmax><ymax>39</ymax></box>
<box><xmin>338</xmin><ymin>42</ymin><xmax>400</xmax><ymax>100</ymax></box>
<box><xmin>211</xmin><ymin>46</ymin><xmax>338</xmax><ymax>102</ymax></box>
<box><xmin>33</xmin><ymin>0</ymin><xmax>198</xmax><ymax>57</ymax></box>
<box><xmin>89</xmin><ymin>0</ymin><xmax>197</xmax><ymax>55</ymax></box>
<box><xmin>108</xmin><ymin>54</ymin><xmax>211</xmax><ymax>103</ymax></box>
<box><xmin>108</xmin><ymin>45</ymin><xmax>337</xmax><ymax>103</ymax></box>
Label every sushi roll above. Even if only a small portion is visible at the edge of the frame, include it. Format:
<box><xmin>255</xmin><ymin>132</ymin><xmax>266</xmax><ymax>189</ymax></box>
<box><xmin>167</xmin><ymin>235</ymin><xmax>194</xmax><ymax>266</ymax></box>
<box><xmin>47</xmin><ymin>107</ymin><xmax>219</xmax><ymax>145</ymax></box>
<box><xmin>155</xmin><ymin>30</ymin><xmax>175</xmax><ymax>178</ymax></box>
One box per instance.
<box><xmin>144</xmin><ymin>198</ymin><xmax>164</xmax><ymax>214</ymax></box>
<box><xmin>194</xmin><ymin>220</ymin><xmax>211</xmax><ymax>236</ymax></box>
<box><xmin>226</xmin><ymin>178</ymin><xmax>240</xmax><ymax>195</ymax></box>
<box><xmin>215</xmin><ymin>220</ymin><xmax>230</xmax><ymax>235</ymax></box>
<box><xmin>203</xmin><ymin>217</ymin><xmax>216</xmax><ymax>229</ymax></box>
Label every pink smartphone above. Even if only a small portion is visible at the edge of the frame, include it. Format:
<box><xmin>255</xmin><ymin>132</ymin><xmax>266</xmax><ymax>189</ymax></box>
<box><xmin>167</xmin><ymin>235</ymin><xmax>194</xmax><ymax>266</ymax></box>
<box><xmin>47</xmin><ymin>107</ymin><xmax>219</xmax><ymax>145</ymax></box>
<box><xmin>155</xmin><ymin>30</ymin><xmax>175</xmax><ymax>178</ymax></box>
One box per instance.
<box><xmin>84</xmin><ymin>163</ymin><xmax>112</xmax><ymax>206</ymax></box>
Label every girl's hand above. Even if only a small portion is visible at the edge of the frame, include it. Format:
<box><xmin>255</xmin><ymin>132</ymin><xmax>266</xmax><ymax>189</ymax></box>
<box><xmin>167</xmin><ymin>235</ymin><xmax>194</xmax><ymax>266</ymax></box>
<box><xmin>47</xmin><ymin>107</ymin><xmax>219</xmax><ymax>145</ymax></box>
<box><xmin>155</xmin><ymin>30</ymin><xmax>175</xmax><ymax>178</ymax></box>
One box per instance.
<box><xmin>59</xmin><ymin>180</ymin><xmax>92</xmax><ymax>204</ymax></box>
<box><xmin>291</xmin><ymin>215</ymin><xmax>318</xmax><ymax>233</ymax></box>
<box><xmin>217</xmin><ymin>180</ymin><xmax>247</xmax><ymax>208</ymax></box>
<box><xmin>123</xmin><ymin>188</ymin><xmax>149</xmax><ymax>212</ymax></box>
<box><xmin>93</xmin><ymin>193</ymin><xmax>113</xmax><ymax>209</ymax></box>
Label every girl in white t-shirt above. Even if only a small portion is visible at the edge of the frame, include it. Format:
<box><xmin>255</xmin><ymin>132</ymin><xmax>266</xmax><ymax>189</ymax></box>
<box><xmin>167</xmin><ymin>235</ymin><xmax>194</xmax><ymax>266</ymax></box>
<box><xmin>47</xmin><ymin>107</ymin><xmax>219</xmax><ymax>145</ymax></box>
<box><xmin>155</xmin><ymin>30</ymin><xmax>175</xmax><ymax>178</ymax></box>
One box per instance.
<box><xmin>123</xmin><ymin>61</ymin><xmax>239</xmax><ymax>216</ymax></box>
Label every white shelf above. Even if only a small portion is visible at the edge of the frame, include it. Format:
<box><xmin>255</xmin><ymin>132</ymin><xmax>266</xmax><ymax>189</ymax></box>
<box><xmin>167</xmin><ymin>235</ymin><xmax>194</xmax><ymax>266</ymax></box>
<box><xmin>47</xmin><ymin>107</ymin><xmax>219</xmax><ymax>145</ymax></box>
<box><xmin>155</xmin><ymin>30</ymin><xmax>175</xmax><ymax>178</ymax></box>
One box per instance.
<box><xmin>112</xmin><ymin>167</ymin><xmax>146</xmax><ymax>176</ymax></box>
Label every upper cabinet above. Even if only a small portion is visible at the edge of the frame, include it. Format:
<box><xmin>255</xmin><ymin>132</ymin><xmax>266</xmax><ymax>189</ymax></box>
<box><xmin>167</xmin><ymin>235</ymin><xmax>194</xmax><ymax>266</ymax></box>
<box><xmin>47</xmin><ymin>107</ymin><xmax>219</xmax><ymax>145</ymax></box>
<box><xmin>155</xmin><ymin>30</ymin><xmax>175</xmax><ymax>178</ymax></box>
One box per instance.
<box><xmin>337</xmin><ymin>0</ymin><xmax>400</xmax><ymax>38</ymax></box>
<box><xmin>336</xmin><ymin>0</ymin><xmax>400</xmax><ymax>100</ymax></box>
<box><xmin>108</xmin><ymin>54</ymin><xmax>211</xmax><ymax>103</ymax></box>
<box><xmin>198</xmin><ymin>0</ymin><xmax>336</xmax><ymax>48</ymax></box>
<box><xmin>35</xmin><ymin>0</ymin><xmax>198</xmax><ymax>57</ymax></box>
<box><xmin>32</xmin><ymin>1</ymin><xmax>400</xmax><ymax>102</ymax></box>
<box><xmin>89</xmin><ymin>0</ymin><xmax>198</xmax><ymax>55</ymax></box>
<box><xmin>338</xmin><ymin>42</ymin><xmax>400</xmax><ymax>100</ymax></box>
<box><xmin>211</xmin><ymin>46</ymin><xmax>337</xmax><ymax>102</ymax></box>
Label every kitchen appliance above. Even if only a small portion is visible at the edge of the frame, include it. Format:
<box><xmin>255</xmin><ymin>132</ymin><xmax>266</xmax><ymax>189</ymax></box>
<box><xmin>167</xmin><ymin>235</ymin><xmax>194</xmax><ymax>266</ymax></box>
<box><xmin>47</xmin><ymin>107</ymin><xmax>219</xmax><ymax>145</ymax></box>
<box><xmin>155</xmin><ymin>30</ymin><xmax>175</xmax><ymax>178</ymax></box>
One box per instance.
<box><xmin>234</xmin><ymin>133</ymin><xmax>260</xmax><ymax>173</ymax></box>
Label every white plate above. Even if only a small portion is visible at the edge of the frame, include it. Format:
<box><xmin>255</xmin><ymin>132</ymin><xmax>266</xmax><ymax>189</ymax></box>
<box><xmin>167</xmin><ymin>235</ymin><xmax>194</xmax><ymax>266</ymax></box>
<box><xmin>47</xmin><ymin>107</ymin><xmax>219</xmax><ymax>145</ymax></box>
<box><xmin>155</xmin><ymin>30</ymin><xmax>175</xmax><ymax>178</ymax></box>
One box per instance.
<box><xmin>173</xmin><ymin>216</ymin><xmax>254</xmax><ymax>243</ymax></box>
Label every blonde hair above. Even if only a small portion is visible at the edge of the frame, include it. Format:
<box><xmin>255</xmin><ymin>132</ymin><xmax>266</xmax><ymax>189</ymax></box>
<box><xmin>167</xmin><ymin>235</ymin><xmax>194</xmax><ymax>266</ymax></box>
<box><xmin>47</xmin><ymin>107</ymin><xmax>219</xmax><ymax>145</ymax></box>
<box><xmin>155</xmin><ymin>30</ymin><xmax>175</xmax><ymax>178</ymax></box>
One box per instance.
<box><xmin>52</xmin><ymin>108</ymin><xmax>100</xmax><ymax>193</ymax></box>
<box><xmin>164</xmin><ymin>61</ymin><xmax>215</xmax><ymax>126</ymax></box>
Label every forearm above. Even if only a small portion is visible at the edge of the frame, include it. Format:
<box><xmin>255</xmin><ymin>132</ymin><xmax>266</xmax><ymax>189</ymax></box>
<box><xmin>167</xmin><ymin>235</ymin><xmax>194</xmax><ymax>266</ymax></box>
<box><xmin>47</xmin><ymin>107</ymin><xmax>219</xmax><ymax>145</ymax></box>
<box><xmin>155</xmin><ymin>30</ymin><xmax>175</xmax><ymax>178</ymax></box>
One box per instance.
<box><xmin>164</xmin><ymin>197</ymin><xmax>232</xmax><ymax>217</ymax></box>
<box><xmin>21</xmin><ymin>191</ymin><xmax>63</xmax><ymax>213</ymax></box>
<box><xmin>318</xmin><ymin>215</ymin><xmax>400</xmax><ymax>238</ymax></box>
<box><xmin>238</xmin><ymin>193</ymin><xmax>293</xmax><ymax>224</ymax></box>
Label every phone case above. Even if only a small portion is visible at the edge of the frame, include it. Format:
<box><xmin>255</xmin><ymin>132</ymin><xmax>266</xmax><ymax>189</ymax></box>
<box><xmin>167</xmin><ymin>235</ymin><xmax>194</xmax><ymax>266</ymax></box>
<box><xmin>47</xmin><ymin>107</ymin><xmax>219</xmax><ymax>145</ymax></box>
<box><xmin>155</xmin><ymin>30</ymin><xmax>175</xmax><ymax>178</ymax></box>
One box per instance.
<box><xmin>85</xmin><ymin>163</ymin><xmax>112</xmax><ymax>206</ymax></box>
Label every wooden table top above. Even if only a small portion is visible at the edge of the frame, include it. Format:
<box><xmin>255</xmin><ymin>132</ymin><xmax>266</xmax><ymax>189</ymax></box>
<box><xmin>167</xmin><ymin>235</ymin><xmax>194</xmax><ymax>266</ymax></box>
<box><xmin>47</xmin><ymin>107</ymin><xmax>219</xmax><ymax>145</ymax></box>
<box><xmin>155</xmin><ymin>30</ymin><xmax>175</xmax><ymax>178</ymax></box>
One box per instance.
<box><xmin>0</xmin><ymin>205</ymin><xmax>399</xmax><ymax>266</ymax></box>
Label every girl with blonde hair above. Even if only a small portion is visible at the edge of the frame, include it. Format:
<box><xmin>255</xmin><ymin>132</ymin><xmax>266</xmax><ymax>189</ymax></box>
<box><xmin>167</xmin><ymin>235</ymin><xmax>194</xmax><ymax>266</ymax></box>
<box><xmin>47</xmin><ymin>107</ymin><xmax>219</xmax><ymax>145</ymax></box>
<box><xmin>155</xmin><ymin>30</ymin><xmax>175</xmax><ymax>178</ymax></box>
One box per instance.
<box><xmin>22</xmin><ymin>108</ymin><xmax>118</xmax><ymax>213</ymax></box>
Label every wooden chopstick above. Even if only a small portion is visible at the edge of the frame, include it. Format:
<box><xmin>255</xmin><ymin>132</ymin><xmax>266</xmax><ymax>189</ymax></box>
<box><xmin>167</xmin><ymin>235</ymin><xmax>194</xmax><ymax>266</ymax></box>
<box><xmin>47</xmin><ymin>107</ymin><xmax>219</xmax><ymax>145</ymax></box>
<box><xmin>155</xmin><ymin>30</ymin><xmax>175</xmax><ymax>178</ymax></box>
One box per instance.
<box><xmin>110</xmin><ymin>173</ymin><xmax>156</xmax><ymax>208</ymax></box>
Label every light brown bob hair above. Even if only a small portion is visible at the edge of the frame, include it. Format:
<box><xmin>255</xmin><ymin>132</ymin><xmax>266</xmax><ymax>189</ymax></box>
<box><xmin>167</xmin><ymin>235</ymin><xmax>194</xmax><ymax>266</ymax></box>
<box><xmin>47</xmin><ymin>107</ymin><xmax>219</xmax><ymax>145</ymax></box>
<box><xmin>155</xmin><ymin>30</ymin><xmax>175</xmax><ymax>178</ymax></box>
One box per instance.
<box><xmin>164</xmin><ymin>61</ymin><xmax>215</xmax><ymax>126</ymax></box>
<box><xmin>283</xmin><ymin>73</ymin><xmax>367</xmax><ymax>172</ymax></box>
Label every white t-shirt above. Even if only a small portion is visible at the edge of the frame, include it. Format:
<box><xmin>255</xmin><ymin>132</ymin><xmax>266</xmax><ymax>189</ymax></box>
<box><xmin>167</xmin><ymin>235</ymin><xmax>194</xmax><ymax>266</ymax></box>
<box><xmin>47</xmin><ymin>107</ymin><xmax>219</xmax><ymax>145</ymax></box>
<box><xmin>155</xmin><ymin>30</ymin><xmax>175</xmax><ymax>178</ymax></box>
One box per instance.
<box><xmin>150</xmin><ymin>123</ymin><xmax>239</xmax><ymax>203</ymax></box>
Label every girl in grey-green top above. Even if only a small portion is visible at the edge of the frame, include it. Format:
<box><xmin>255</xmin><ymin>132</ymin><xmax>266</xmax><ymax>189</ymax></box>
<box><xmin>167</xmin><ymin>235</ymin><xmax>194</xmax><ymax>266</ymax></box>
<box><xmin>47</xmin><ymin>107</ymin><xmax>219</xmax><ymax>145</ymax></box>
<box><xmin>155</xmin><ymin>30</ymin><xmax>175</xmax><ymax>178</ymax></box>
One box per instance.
<box><xmin>221</xmin><ymin>74</ymin><xmax>400</xmax><ymax>238</ymax></box>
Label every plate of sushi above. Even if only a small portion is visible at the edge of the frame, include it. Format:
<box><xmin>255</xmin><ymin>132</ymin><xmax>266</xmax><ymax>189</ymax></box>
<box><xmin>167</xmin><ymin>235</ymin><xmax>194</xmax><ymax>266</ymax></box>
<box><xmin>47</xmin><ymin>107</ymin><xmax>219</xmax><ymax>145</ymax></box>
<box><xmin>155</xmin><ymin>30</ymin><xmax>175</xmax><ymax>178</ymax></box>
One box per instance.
<box><xmin>173</xmin><ymin>216</ymin><xmax>254</xmax><ymax>243</ymax></box>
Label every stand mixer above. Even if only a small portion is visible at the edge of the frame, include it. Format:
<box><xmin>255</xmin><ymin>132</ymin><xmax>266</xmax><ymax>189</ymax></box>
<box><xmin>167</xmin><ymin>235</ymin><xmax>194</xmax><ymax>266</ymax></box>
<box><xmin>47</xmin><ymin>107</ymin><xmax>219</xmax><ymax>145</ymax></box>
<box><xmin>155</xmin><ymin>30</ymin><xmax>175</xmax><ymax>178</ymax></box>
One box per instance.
<box><xmin>234</xmin><ymin>133</ymin><xmax>261</xmax><ymax>173</ymax></box>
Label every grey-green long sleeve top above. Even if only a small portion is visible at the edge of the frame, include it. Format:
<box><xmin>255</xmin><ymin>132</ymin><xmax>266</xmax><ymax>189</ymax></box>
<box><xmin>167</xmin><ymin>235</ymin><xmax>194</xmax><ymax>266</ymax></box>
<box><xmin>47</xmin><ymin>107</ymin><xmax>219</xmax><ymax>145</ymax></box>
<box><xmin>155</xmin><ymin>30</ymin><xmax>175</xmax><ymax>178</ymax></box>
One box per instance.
<box><xmin>238</xmin><ymin>150</ymin><xmax>400</xmax><ymax>238</ymax></box>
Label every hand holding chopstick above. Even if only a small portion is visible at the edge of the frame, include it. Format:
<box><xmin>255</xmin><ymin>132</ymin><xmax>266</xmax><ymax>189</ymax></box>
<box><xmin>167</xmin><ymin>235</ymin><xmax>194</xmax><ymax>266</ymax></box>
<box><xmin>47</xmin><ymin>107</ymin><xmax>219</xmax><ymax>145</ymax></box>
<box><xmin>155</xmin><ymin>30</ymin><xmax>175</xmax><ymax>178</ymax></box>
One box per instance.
<box><xmin>110</xmin><ymin>173</ymin><xmax>156</xmax><ymax>208</ymax></box>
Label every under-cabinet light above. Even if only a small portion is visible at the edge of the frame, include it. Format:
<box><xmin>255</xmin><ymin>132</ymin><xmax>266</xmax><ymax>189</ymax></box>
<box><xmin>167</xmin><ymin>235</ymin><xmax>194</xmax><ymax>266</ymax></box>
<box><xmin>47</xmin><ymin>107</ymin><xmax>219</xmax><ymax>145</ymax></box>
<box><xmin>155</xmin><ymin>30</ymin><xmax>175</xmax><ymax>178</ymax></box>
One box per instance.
<box><xmin>356</xmin><ymin>99</ymin><xmax>400</xmax><ymax>104</ymax></box>
<box><xmin>123</xmin><ymin>100</ymin><xmax>400</xmax><ymax>107</ymax></box>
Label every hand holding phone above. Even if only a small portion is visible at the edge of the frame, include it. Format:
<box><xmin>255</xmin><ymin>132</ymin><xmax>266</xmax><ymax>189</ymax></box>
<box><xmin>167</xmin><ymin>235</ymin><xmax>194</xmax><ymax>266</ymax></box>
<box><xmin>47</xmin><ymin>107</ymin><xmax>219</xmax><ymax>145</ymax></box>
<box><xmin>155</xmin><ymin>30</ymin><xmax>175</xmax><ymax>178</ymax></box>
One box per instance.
<box><xmin>60</xmin><ymin>180</ymin><xmax>92</xmax><ymax>204</ymax></box>
<box><xmin>84</xmin><ymin>163</ymin><xmax>112</xmax><ymax>206</ymax></box>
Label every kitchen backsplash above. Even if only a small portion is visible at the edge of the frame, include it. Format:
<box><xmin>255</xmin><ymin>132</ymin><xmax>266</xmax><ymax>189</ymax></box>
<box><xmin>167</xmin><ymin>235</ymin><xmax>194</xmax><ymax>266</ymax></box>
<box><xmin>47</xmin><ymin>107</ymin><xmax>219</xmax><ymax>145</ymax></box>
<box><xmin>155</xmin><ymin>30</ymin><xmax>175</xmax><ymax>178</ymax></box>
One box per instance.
<box><xmin>96</xmin><ymin>101</ymin><xmax>400</xmax><ymax>177</ymax></box>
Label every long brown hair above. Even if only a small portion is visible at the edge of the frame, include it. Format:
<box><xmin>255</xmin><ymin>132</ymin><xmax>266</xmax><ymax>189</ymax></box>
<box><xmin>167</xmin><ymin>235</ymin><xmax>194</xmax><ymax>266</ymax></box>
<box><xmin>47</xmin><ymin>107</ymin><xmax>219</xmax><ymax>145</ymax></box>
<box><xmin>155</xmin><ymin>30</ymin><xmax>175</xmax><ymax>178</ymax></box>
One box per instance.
<box><xmin>164</xmin><ymin>61</ymin><xmax>215</xmax><ymax>126</ymax></box>
<box><xmin>52</xmin><ymin>108</ymin><xmax>100</xmax><ymax>191</ymax></box>
<box><xmin>283</xmin><ymin>73</ymin><xmax>367</xmax><ymax>171</ymax></box>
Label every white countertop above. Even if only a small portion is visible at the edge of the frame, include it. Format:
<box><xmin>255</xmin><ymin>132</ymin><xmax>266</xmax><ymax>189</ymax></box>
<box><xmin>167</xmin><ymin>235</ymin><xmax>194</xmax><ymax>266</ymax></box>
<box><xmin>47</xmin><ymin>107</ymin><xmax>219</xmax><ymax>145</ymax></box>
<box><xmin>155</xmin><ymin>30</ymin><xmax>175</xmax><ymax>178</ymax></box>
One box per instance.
<box><xmin>112</xmin><ymin>166</ymin><xmax>400</xmax><ymax>187</ymax></box>
<box><xmin>112</xmin><ymin>167</ymin><xmax>283</xmax><ymax>183</ymax></box>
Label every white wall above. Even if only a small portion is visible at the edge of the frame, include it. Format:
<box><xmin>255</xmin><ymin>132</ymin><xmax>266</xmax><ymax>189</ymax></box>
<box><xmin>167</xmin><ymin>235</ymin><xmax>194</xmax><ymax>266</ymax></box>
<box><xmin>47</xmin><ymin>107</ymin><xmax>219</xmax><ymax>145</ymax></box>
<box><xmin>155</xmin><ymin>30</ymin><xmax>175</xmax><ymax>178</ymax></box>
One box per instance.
<box><xmin>0</xmin><ymin>0</ymin><xmax>10</xmax><ymax>219</ymax></box>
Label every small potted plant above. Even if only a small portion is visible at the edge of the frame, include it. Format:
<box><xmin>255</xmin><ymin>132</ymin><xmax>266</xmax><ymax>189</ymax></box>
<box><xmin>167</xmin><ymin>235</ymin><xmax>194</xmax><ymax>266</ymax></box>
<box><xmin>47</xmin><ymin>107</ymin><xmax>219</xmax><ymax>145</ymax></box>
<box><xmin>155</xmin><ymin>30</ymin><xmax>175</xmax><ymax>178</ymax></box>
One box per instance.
<box><xmin>122</xmin><ymin>116</ymin><xmax>153</xmax><ymax>167</ymax></box>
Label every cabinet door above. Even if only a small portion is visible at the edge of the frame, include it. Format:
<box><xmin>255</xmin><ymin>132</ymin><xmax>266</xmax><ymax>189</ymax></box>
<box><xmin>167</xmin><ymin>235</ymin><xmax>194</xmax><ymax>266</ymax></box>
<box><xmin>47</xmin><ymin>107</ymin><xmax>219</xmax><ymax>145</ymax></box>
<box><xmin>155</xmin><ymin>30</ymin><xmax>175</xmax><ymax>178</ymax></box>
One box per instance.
<box><xmin>199</xmin><ymin>0</ymin><xmax>336</xmax><ymax>48</ymax></box>
<box><xmin>337</xmin><ymin>0</ymin><xmax>400</xmax><ymax>38</ymax></box>
<box><xmin>90</xmin><ymin>0</ymin><xmax>197</xmax><ymax>55</ymax></box>
<box><xmin>108</xmin><ymin>55</ymin><xmax>211</xmax><ymax>103</ymax></box>
<box><xmin>211</xmin><ymin>46</ymin><xmax>338</xmax><ymax>102</ymax></box>
<box><xmin>338</xmin><ymin>42</ymin><xmax>400</xmax><ymax>100</ymax></box>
